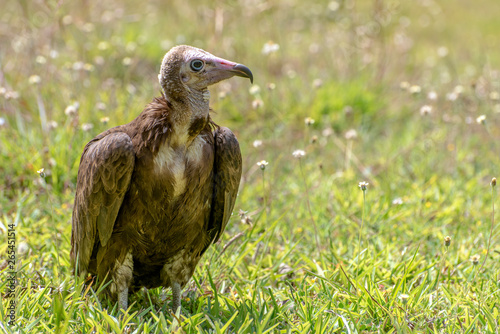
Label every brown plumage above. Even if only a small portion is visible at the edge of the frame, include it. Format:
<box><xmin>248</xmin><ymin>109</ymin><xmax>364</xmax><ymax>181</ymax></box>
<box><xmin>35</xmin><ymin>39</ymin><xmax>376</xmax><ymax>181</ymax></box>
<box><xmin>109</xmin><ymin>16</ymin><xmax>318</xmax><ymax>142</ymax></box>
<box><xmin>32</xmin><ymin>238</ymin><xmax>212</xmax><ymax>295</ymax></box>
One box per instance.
<box><xmin>70</xmin><ymin>45</ymin><xmax>252</xmax><ymax>311</ymax></box>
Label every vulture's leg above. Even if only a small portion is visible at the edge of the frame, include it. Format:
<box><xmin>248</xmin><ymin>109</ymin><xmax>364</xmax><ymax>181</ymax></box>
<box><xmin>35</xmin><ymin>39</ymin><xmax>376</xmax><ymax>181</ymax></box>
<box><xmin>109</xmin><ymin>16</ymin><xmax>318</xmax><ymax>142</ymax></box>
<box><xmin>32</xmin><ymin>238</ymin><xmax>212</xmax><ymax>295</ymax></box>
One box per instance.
<box><xmin>118</xmin><ymin>286</ymin><xmax>128</xmax><ymax>310</ymax></box>
<box><xmin>172</xmin><ymin>281</ymin><xmax>181</xmax><ymax>312</ymax></box>
<box><xmin>111</xmin><ymin>251</ymin><xmax>133</xmax><ymax>310</ymax></box>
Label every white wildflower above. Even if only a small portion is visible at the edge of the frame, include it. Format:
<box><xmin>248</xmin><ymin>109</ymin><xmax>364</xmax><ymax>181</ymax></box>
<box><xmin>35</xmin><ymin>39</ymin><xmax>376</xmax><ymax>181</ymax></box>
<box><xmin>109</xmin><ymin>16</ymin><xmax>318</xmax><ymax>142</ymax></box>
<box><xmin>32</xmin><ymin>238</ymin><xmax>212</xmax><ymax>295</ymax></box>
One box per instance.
<box><xmin>17</xmin><ymin>241</ymin><xmax>29</xmax><ymax>255</ymax></box>
<box><xmin>37</xmin><ymin>168</ymin><xmax>45</xmax><ymax>178</ymax></box>
<box><xmin>249</xmin><ymin>85</ymin><xmax>261</xmax><ymax>95</ymax></box>
<box><xmin>358</xmin><ymin>181</ymin><xmax>369</xmax><ymax>191</ymax></box>
<box><xmin>328</xmin><ymin>1</ymin><xmax>340</xmax><ymax>11</ymax></box>
<box><xmin>82</xmin><ymin>23</ymin><xmax>94</xmax><ymax>32</ymax></box>
<box><xmin>409</xmin><ymin>85</ymin><xmax>421</xmax><ymax>94</ymax></box>
<box><xmin>65</xmin><ymin>104</ymin><xmax>78</xmax><ymax>116</ymax></box>
<box><xmin>29</xmin><ymin>75</ymin><xmax>41</xmax><ymax>85</ymax></box>
<box><xmin>446</xmin><ymin>92</ymin><xmax>458</xmax><ymax>101</ymax></box>
<box><xmin>454</xmin><ymin>85</ymin><xmax>464</xmax><ymax>94</ymax></box>
<box><xmin>437</xmin><ymin>46</ymin><xmax>448</xmax><ymax>57</ymax></box>
<box><xmin>345</xmin><ymin>129</ymin><xmax>358</xmax><ymax>140</ymax></box>
<box><xmin>62</xmin><ymin>15</ymin><xmax>73</xmax><ymax>25</ymax></box>
<box><xmin>49</xmin><ymin>50</ymin><xmax>59</xmax><ymax>59</ymax></box>
<box><xmin>304</xmin><ymin>117</ymin><xmax>315</xmax><ymax>126</ymax></box>
<box><xmin>47</xmin><ymin>120</ymin><xmax>58</xmax><ymax>130</ymax></box>
<box><xmin>5</xmin><ymin>91</ymin><xmax>20</xmax><ymax>99</ymax></box>
<box><xmin>253</xmin><ymin>140</ymin><xmax>263</xmax><ymax>148</ymax></box>
<box><xmin>420</xmin><ymin>105</ymin><xmax>432</xmax><ymax>116</ymax></box>
<box><xmin>257</xmin><ymin>160</ymin><xmax>269</xmax><ymax>170</ymax></box>
<box><xmin>252</xmin><ymin>99</ymin><xmax>264</xmax><ymax>109</ymax></box>
<box><xmin>476</xmin><ymin>115</ymin><xmax>486</xmax><ymax>124</ymax></box>
<box><xmin>489</xmin><ymin>91</ymin><xmax>499</xmax><ymax>100</ymax></box>
<box><xmin>399</xmin><ymin>81</ymin><xmax>410</xmax><ymax>90</ymax></box>
<box><xmin>292</xmin><ymin>150</ymin><xmax>306</xmax><ymax>159</ymax></box>
<box><xmin>126</xmin><ymin>42</ymin><xmax>137</xmax><ymax>52</ymax></box>
<box><xmin>286</xmin><ymin>70</ymin><xmax>296</xmax><ymax>79</ymax></box>
<box><xmin>94</xmin><ymin>56</ymin><xmax>105</xmax><ymax>65</ymax></box>
<box><xmin>392</xmin><ymin>197</ymin><xmax>403</xmax><ymax>205</ymax></box>
<box><xmin>427</xmin><ymin>91</ymin><xmax>438</xmax><ymax>100</ymax></box>
<box><xmin>399</xmin><ymin>294</ymin><xmax>409</xmax><ymax>304</ymax></box>
<box><xmin>122</xmin><ymin>57</ymin><xmax>132</xmax><ymax>66</ymax></box>
<box><xmin>127</xmin><ymin>84</ymin><xmax>136</xmax><ymax>94</ymax></box>
<box><xmin>262</xmin><ymin>41</ymin><xmax>280</xmax><ymax>55</ymax></box>
<box><xmin>96</xmin><ymin>102</ymin><xmax>106</xmax><ymax>110</ymax></box>
<box><xmin>312</xmin><ymin>79</ymin><xmax>323</xmax><ymax>88</ymax></box>
<box><xmin>322</xmin><ymin>128</ymin><xmax>334</xmax><ymax>137</ymax></box>
<box><xmin>98</xmin><ymin>41</ymin><xmax>110</xmax><ymax>50</ymax></box>
<box><xmin>36</xmin><ymin>55</ymin><xmax>47</xmax><ymax>64</ymax></box>
<box><xmin>72</xmin><ymin>61</ymin><xmax>84</xmax><ymax>71</ymax></box>
<box><xmin>81</xmin><ymin>123</ymin><xmax>94</xmax><ymax>132</ymax></box>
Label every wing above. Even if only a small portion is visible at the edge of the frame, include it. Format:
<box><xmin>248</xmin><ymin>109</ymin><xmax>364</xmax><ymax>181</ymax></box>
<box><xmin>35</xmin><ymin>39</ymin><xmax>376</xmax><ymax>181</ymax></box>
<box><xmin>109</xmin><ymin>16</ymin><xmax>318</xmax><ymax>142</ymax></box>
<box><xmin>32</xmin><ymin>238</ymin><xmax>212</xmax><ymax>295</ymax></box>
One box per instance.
<box><xmin>202</xmin><ymin>127</ymin><xmax>242</xmax><ymax>254</ymax></box>
<box><xmin>70</xmin><ymin>131</ymin><xmax>135</xmax><ymax>275</ymax></box>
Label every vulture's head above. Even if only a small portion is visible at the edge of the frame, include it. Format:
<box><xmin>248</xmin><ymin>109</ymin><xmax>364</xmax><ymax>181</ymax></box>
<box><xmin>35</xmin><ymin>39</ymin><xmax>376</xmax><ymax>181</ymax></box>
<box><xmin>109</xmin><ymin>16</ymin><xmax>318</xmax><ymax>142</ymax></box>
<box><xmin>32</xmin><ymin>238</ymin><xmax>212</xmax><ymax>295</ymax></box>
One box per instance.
<box><xmin>158</xmin><ymin>45</ymin><xmax>253</xmax><ymax>99</ymax></box>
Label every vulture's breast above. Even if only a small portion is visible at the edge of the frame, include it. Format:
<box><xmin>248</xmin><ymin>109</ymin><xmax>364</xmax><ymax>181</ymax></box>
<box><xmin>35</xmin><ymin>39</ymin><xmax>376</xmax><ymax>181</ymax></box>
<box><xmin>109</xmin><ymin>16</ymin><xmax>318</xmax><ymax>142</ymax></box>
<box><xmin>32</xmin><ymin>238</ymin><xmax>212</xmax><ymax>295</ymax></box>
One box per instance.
<box><xmin>127</xmin><ymin>132</ymin><xmax>214</xmax><ymax>268</ymax></box>
<box><xmin>153</xmin><ymin>135</ymin><xmax>210</xmax><ymax>199</ymax></box>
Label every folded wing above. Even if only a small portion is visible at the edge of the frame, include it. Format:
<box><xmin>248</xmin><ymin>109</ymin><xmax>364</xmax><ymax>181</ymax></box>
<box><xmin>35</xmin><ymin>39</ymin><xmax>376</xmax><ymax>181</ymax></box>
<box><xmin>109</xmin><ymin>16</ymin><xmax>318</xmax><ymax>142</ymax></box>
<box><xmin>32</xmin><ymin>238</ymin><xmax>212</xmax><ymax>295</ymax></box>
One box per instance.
<box><xmin>70</xmin><ymin>132</ymin><xmax>135</xmax><ymax>275</ymax></box>
<box><xmin>202</xmin><ymin>127</ymin><xmax>242</xmax><ymax>255</ymax></box>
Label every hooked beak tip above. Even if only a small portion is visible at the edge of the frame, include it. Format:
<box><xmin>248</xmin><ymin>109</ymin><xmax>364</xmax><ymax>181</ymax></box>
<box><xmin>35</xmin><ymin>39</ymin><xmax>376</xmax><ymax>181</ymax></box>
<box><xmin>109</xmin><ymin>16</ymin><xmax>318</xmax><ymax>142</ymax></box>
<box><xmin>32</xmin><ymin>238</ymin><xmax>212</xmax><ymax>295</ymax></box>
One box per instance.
<box><xmin>232</xmin><ymin>64</ymin><xmax>253</xmax><ymax>84</ymax></box>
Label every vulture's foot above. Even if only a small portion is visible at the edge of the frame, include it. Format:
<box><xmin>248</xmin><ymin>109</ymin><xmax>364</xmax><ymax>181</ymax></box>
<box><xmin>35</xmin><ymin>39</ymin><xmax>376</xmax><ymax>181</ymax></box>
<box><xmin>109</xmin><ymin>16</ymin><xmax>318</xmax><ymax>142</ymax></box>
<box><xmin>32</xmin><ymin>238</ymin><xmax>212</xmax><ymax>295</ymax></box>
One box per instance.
<box><xmin>111</xmin><ymin>251</ymin><xmax>133</xmax><ymax>311</ymax></box>
<box><xmin>172</xmin><ymin>281</ymin><xmax>181</xmax><ymax>312</ymax></box>
<box><xmin>118</xmin><ymin>286</ymin><xmax>128</xmax><ymax>310</ymax></box>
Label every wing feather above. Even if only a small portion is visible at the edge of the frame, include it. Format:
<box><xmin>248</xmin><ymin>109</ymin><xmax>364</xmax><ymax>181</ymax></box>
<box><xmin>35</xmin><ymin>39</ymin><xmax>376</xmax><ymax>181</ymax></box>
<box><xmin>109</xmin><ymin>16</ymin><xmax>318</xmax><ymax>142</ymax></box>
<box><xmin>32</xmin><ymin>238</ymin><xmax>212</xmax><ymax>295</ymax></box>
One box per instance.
<box><xmin>202</xmin><ymin>127</ymin><xmax>242</xmax><ymax>254</ymax></box>
<box><xmin>70</xmin><ymin>132</ymin><xmax>135</xmax><ymax>275</ymax></box>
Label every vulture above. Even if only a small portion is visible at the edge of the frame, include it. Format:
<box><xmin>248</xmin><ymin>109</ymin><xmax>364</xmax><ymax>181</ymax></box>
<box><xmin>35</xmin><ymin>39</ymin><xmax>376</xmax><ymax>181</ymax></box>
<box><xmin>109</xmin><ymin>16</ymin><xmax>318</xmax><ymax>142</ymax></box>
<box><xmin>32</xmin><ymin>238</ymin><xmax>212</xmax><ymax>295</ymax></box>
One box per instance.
<box><xmin>70</xmin><ymin>45</ymin><xmax>252</xmax><ymax>311</ymax></box>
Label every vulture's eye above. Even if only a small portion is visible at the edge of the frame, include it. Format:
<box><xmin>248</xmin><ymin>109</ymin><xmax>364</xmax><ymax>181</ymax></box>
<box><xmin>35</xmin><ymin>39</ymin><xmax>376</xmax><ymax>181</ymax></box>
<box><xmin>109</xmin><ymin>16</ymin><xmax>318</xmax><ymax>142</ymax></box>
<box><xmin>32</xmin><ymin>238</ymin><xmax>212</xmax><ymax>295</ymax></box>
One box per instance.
<box><xmin>190</xmin><ymin>59</ymin><xmax>204</xmax><ymax>72</ymax></box>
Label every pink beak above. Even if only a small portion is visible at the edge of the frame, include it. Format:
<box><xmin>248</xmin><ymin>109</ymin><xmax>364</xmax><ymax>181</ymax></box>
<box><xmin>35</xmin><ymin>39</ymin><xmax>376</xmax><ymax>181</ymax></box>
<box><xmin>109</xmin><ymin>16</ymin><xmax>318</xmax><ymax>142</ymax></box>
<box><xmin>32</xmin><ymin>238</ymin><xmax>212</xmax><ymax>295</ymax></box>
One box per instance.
<box><xmin>213</xmin><ymin>58</ymin><xmax>253</xmax><ymax>84</ymax></box>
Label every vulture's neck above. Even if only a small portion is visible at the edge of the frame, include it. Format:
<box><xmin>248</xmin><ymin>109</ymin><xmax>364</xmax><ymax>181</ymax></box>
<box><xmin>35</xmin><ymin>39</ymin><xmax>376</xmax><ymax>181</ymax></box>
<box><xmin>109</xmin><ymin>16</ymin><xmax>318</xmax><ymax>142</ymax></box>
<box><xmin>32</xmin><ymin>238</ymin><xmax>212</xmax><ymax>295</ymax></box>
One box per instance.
<box><xmin>166</xmin><ymin>88</ymin><xmax>210</xmax><ymax>147</ymax></box>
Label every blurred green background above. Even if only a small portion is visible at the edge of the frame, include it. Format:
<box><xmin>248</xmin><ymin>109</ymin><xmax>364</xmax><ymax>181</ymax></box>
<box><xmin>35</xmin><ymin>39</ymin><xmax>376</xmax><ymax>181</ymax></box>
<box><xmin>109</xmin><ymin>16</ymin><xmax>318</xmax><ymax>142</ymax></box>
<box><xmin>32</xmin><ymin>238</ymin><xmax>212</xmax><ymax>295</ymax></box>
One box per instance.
<box><xmin>1</xmin><ymin>0</ymin><xmax>500</xmax><ymax>332</ymax></box>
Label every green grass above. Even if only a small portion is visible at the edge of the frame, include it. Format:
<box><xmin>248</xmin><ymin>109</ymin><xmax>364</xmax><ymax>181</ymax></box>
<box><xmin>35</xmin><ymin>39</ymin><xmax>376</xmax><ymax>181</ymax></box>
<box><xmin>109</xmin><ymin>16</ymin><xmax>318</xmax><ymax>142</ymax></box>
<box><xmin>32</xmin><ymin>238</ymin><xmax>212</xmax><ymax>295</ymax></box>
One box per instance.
<box><xmin>1</xmin><ymin>0</ymin><xmax>500</xmax><ymax>332</ymax></box>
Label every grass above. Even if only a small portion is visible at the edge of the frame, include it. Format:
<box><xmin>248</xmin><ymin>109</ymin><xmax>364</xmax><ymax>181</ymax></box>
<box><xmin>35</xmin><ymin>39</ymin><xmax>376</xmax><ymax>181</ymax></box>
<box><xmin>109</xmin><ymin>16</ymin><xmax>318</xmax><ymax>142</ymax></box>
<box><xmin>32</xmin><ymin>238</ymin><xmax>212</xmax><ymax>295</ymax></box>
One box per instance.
<box><xmin>1</xmin><ymin>0</ymin><xmax>500</xmax><ymax>332</ymax></box>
